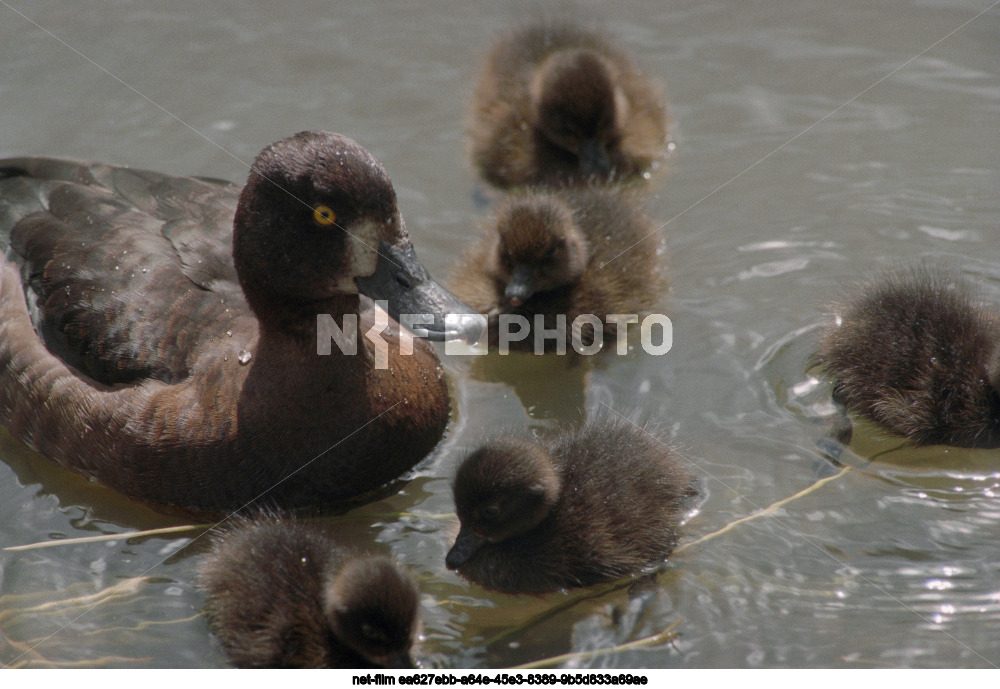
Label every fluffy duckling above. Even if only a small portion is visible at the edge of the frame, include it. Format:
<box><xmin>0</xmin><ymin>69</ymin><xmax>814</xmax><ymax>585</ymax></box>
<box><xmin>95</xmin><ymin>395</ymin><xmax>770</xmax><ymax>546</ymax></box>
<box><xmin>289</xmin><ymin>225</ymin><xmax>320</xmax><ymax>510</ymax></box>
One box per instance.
<box><xmin>445</xmin><ymin>416</ymin><xmax>695</xmax><ymax>594</ymax></box>
<box><xmin>812</xmin><ymin>268</ymin><xmax>1000</xmax><ymax>448</ymax></box>
<box><xmin>198</xmin><ymin>517</ymin><xmax>420</xmax><ymax>669</ymax></box>
<box><xmin>468</xmin><ymin>21</ymin><xmax>669</xmax><ymax>188</ymax></box>
<box><xmin>448</xmin><ymin>186</ymin><xmax>666</xmax><ymax>351</ymax></box>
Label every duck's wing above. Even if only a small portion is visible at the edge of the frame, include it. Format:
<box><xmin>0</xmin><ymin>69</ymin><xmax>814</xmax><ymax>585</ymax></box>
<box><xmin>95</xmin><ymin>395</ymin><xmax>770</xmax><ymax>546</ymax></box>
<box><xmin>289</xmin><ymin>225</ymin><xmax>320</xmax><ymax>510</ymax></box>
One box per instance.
<box><xmin>0</xmin><ymin>157</ymin><xmax>250</xmax><ymax>386</ymax></box>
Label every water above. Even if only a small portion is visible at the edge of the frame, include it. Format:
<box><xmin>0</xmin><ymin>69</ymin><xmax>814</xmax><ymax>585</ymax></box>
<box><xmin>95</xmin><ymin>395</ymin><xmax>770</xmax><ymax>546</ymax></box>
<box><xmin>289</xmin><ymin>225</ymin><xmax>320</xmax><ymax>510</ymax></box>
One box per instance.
<box><xmin>1</xmin><ymin>0</ymin><xmax>998</xmax><ymax>669</ymax></box>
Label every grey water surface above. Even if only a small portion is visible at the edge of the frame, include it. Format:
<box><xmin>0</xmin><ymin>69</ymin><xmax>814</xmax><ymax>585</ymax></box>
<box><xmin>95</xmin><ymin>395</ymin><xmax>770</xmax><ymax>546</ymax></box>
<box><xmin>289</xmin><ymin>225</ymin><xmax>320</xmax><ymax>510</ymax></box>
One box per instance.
<box><xmin>0</xmin><ymin>0</ymin><xmax>998</xmax><ymax>669</ymax></box>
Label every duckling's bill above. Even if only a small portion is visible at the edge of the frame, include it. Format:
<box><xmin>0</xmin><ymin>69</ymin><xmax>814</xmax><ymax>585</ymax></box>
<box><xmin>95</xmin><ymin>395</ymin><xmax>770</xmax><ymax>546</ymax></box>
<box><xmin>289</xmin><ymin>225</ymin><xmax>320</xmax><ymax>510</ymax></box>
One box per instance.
<box><xmin>445</xmin><ymin>526</ymin><xmax>487</xmax><ymax>570</ymax></box>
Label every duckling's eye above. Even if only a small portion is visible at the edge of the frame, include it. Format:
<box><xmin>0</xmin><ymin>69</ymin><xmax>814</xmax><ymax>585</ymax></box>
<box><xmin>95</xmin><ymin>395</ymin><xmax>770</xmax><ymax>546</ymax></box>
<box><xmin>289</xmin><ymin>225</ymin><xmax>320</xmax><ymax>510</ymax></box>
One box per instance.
<box><xmin>499</xmin><ymin>250</ymin><xmax>513</xmax><ymax>269</ymax></box>
<box><xmin>542</xmin><ymin>245</ymin><xmax>558</xmax><ymax>260</ymax></box>
<box><xmin>481</xmin><ymin>504</ymin><xmax>501</xmax><ymax>521</ymax></box>
<box><xmin>313</xmin><ymin>205</ymin><xmax>337</xmax><ymax>227</ymax></box>
<box><xmin>359</xmin><ymin>622</ymin><xmax>390</xmax><ymax>647</ymax></box>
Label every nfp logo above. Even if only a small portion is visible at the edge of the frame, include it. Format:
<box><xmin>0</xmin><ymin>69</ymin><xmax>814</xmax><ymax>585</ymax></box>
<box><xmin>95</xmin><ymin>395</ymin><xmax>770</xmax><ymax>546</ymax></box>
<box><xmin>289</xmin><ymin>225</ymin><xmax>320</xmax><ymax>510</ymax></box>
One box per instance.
<box><xmin>317</xmin><ymin>303</ymin><xmax>672</xmax><ymax>369</ymax></box>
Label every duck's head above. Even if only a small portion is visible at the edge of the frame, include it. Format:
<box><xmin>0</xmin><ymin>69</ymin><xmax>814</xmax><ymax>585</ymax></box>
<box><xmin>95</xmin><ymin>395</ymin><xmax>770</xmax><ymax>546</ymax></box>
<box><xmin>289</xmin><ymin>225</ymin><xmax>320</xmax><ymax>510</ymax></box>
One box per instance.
<box><xmin>446</xmin><ymin>439</ymin><xmax>561</xmax><ymax>569</ymax></box>
<box><xmin>323</xmin><ymin>556</ymin><xmax>421</xmax><ymax>669</ymax></box>
<box><xmin>530</xmin><ymin>50</ymin><xmax>627</xmax><ymax>178</ymax></box>
<box><xmin>493</xmin><ymin>193</ymin><xmax>590</xmax><ymax>307</ymax></box>
<box><xmin>234</xmin><ymin>131</ymin><xmax>481</xmax><ymax>341</ymax></box>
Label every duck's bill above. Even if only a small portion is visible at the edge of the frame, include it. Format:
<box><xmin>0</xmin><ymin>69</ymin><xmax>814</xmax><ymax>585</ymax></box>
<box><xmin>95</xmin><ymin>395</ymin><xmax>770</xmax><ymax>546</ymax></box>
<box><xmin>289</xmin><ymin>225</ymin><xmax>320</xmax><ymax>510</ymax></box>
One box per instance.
<box><xmin>578</xmin><ymin>137</ymin><xmax>612</xmax><ymax>177</ymax></box>
<box><xmin>356</xmin><ymin>240</ymin><xmax>485</xmax><ymax>344</ymax></box>
<box><xmin>445</xmin><ymin>526</ymin><xmax>488</xmax><ymax>570</ymax></box>
<box><xmin>503</xmin><ymin>264</ymin><xmax>536</xmax><ymax>307</ymax></box>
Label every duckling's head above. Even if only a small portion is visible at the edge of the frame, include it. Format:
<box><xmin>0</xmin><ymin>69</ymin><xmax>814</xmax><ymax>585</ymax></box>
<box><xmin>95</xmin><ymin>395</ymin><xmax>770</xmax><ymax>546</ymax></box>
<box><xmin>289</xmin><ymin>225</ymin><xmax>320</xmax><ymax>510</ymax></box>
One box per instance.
<box><xmin>324</xmin><ymin>556</ymin><xmax>420</xmax><ymax>669</ymax></box>
<box><xmin>493</xmin><ymin>194</ymin><xmax>590</xmax><ymax>306</ymax></box>
<box><xmin>530</xmin><ymin>49</ymin><xmax>627</xmax><ymax>177</ymax></box>
<box><xmin>446</xmin><ymin>439</ymin><xmax>561</xmax><ymax>569</ymax></box>
<box><xmin>234</xmin><ymin>131</ymin><xmax>480</xmax><ymax>341</ymax></box>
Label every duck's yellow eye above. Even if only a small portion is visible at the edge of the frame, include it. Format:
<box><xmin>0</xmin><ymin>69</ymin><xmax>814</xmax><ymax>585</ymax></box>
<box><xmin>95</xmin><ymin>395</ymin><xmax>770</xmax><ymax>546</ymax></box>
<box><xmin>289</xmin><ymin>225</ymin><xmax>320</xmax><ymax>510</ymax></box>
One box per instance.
<box><xmin>313</xmin><ymin>205</ymin><xmax>337</xmax><ymax>227</ymax></box>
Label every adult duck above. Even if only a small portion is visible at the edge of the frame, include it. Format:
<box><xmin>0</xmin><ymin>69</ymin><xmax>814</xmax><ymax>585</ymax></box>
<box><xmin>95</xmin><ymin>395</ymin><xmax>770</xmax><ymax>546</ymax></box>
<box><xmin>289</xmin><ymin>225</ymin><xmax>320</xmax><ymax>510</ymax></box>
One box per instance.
<box><xmin>0</xmin><ymin>131</ymin><xmax>480</xmax><ymax>514</ymax></box>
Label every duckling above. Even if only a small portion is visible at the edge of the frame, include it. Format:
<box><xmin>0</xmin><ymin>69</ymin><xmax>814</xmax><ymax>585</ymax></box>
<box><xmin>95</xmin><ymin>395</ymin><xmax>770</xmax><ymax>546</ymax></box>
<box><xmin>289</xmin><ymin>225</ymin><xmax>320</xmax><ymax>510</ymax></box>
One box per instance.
<box><xmin>0</xmin><ymin>131</ymin><xmax>480</xmax><ymax>514</ymax></box>
<box><xmin>468</xmin><ymin>21</ymin><xmax>670</xmax><ymax>188</ymax></box>
<box><xmin>198</xmin><ymin>516</ymin><xmax>420</xmax><ymax>668</ymax></box>
<box><xmin>448</xmin><ymin>186</ymin><xmax>666</xmax><ymax>351</ymax></box>
<box><xmin>445</xmin><ymin>416</ymin><xmax>695</xmax><ymax>594</ymax></box>
<box><xmin>812</xmin><ymin>268</ymin><xmax>1000</xmax><ymax>448</ymax></box>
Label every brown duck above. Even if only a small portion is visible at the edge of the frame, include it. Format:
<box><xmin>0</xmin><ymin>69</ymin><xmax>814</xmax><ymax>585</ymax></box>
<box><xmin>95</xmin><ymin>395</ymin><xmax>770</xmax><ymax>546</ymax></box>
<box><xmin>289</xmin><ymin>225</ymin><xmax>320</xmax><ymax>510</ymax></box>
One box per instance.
<box><xmin>198</xmin><ymin>515</ymin><xmax>420</xmax><ymax>668</ymax></box>
<box><xmin>445</xmin><ymin>415</ymin><xmax>696</xmax><ymax>594</ymax></box>
<box><xmin>448</xmin><ymin>185</ymin><xmax>666</xmax><ymax>352</ymax></box>
<box><xmin>812</xmin><ymin>267</ymin><xmax>1000</xmax><ymax>448</ymax></box>
<box><xmin>0</xmin><ymin>131</ymin><xmax>480</xmax><ymax>514</ymax></box>
<box><xmin>468</xmin><ymin>21</ymin><xmax>670</xmax><ymax>188</ymax></box>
